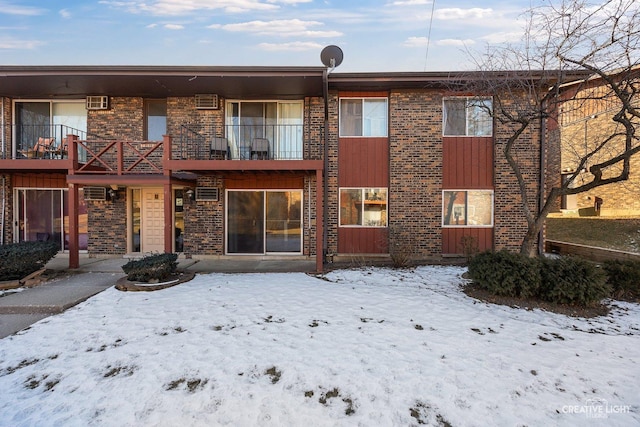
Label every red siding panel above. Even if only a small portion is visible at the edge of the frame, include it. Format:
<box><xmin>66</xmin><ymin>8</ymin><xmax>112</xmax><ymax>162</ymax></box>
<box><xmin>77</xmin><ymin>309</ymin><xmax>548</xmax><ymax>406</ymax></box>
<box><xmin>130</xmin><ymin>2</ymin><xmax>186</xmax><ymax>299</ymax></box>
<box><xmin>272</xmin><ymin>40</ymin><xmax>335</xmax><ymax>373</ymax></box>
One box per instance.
<box><xmin>13</xmin><ymin>173</ymin><xmax>67</xmax><ymax>188</ymax></box>
<box><xmin>338</xmin><ymin>137</ymin><xmax>389</xmax><ymax>187</ymax></box>
<box><xmin>442</xmin><ymin>136</ymin><xmax>493</xmax><ymax>189</ymax></box>
<box><xmin>338</xmin><ymin>227</ymin><xmax>387</xmax><ymax>253</ymax></box>
<box><xmin>442</xmin><ymin>228</ymin><xmax>493</xmax><ymax>254</ymax></box>
<box><xmin>225</xmin><ymin>173</ymin><xmax>304</xmax><ymax>189</ymax></box>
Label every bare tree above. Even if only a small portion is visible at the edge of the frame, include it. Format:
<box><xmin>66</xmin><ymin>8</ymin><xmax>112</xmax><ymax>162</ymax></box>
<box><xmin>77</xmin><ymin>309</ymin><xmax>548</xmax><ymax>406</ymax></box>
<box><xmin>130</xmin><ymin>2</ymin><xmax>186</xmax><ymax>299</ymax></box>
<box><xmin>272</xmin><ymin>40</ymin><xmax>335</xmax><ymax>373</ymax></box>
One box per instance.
<box><xmin>463</xmin><ymin>0</ymin><xmax>640</xmax><ymax>256</ymax></box>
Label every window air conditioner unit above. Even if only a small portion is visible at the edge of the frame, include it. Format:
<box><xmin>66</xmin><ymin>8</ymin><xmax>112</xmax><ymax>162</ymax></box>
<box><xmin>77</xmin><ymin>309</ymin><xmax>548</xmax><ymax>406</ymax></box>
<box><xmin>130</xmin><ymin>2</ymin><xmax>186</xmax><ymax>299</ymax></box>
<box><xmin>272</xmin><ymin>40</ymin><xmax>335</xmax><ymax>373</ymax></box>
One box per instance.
<box><xmin>86</xmin><ymin>96</ymin><xmax>109</xmax><ymax>110</ymax></box>
<box><xmin>84</xmin><ymin>187</ymin><xmax>107</xmax><ymax>201</ymax></box>
<box><xmin>195</xmin><ymin>94</ymin><xmax>218</xmax><ymax>110</ymax></box>
<box><xmin>195</xmin><ymin>187</ymin><xmax>219</xmax><ymax>201</ymax></box>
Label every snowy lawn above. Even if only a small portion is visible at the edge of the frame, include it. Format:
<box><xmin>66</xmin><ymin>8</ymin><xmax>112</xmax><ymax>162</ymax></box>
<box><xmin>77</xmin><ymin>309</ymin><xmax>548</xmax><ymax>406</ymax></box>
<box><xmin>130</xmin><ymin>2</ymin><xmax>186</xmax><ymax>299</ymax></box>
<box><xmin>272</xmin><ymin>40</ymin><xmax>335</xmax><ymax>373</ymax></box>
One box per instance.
<box><xmin>0</xmin><ymin>266</ymin><xmax>638</xmax><ymax>427</ymax></box>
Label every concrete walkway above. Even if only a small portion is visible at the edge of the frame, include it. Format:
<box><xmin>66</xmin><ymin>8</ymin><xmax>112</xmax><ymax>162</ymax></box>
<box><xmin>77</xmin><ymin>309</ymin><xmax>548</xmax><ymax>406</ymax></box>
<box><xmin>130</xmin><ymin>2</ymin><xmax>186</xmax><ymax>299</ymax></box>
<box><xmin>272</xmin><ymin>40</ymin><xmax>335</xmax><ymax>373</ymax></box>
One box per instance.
<box><xmin>0</xmin><ymin>255</ymin><xmax>317</xmax><ymax>339</ymax></box>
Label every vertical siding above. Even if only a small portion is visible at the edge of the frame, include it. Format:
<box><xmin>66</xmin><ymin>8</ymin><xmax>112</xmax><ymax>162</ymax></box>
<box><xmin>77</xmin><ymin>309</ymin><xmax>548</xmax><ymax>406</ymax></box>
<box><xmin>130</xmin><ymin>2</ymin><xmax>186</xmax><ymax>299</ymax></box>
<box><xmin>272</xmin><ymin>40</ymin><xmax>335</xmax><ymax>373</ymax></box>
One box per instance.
<box><xmin>442</xmin><ymin>228</ymin><xmax>493</xmax><ymax>254</ymax></box>
<box><xmin>224</xmin><ymin>173</ymin><xmax>304</xmax><ymax>189</ymax></box>
<box><xmin>12</xmin><ymin>173</ymin><xmax>67</xmax><ymax>188</ymax></box>
<box><xmin>442</xmin><ymin>136</ymin><xmax>493</xmax><ymax>189</ymax></box>
<box><xmin>338</xmin><ymin>137</ymin><xmax>389</xmax><ymax>187</ymax></box>
<box><xmin>338</xmin><ymin>227</ymin><xmax>387</xmax><ymax>254</ymax></box>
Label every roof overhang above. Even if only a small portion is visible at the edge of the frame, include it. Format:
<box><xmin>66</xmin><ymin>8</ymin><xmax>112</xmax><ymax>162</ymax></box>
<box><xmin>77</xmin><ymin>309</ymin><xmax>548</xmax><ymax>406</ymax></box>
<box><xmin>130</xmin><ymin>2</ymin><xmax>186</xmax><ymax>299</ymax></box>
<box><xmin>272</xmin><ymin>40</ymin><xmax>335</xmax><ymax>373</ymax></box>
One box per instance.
<box><xmin>0</xmin><ymin>66</ymin><xmax>326</xmax><ymax>99</ymax></box>
<box><xmin>327</xmin><ymin>70</ymin><xmax>593</xmax><ymax>91</ymax></box>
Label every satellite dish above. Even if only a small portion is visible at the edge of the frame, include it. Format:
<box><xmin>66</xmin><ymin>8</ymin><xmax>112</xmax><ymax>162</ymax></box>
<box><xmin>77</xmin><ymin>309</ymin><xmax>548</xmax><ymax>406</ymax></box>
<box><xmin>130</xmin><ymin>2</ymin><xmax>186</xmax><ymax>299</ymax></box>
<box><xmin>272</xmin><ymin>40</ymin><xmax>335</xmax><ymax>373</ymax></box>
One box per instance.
<box><xmin>320</xmin><ymin>45</ymin><xmax>343</xmax><ymax>69</ymax></box>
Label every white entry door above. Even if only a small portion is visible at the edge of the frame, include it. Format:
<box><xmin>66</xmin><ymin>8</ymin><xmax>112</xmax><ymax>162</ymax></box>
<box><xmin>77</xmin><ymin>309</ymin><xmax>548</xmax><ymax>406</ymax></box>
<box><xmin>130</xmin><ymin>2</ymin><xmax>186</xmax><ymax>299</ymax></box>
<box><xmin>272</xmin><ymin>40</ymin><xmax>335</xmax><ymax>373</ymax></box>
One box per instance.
<box><xmin>141</xmin><ymin>188</ymin><xmax>165</xmax><ymax>253</ymax></box>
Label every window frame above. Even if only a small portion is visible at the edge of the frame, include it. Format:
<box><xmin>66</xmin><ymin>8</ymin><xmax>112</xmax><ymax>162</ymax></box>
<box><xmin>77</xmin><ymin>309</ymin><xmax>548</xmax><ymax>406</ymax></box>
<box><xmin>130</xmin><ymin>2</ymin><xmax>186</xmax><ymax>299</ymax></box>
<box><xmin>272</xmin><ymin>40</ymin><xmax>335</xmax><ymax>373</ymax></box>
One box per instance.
<box><xmin>339</xmin><ymin>97</ymin><xmax>388</xmax><ymax>137</ymax></box>
<box><xmin>441</xmin><ymin>189</ymin><xmax>494</xmax><ymax>228</ymax></box>
<box><xmin>339</xmin><ymin>187</ymin><xmax>388</xmax><ymax>228</ymax></box>
<box><xmin>442</xmin><ymin>97</ymin><xmax>493</xmax><ymax>137</ymax></box>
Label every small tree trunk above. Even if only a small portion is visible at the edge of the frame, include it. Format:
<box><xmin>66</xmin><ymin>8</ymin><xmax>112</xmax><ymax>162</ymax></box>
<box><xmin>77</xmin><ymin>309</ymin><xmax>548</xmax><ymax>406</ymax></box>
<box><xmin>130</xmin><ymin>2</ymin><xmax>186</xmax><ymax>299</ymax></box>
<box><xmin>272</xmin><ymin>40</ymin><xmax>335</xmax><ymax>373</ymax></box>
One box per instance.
<box><xmin>520</xmin><ymin>225</ymin><xmax>541</xmax><ymax>257</ymax></box>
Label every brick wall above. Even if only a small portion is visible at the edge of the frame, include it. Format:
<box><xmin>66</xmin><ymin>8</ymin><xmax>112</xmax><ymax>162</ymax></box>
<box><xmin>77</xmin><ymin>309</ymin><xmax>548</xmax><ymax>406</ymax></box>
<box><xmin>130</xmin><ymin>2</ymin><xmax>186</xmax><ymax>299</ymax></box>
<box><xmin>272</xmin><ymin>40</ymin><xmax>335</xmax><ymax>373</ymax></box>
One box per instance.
<box><xmin>89</xmin><ymin>97</ymin><xmax>144</xmax><ymax>140</ymax></box>
<box><xmin>86</xmin><ymin>197</ymin><xmax>127</xmax><ymax>254</ymax></box>
<box><xmin>183</xmin><ymin>175</ymin><xmax>225</xmax><ymax>255</ymax></box>
<box><xmin>561</xmin><ymin>109</ymin><xmax>640</xmax><ymax>216</ymax></box>
<box><xmin>389</xmin><ymin>89</ymin><xmax>443</xmax><ymax>258</ymax></box>
<box><xmin>0</xmin><ymin>173</ymin><xmax>12</xmax><ymax>244</ymax></box>
<box><xmin>325</xmin><ymin>91</ymin><xmax>340</xmax><ymax>256</ymax></box>
<box><xmin>493</xmin><ymin>98</ymin><xmax>541</xmax><ymax>252</ymax></box>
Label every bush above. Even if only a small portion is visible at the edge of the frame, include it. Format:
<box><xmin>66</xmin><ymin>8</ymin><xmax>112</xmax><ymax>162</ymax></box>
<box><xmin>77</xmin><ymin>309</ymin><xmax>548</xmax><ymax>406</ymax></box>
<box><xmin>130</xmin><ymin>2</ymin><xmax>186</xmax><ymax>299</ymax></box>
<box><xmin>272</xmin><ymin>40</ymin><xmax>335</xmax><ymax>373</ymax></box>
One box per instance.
<box><xmin>603</xmin><ymin>259</ymin><xmax>640</xmax><ymax>301</ymax></box>
<box><xmin>0</xmin><ymin>241</ymin><xmax>59</xmax><ymax>281</ymax></box>
<box><xmin>122</xmin><ymin>253</ymin><xmax>178</xmax><ymax>282</ymax></box>
<box><xmin>467</xmin><ymin>251</ymin><xmax>612</xmax><ymax>307</ymax></box>
<box><xmin>540</xmin><ymin>256</ymin><xmax>610</xmax><ymax>306</ymax></box>
<box><xmin>467</xmin><ymin>250</ymin><xmax>541</xmax><ymax>298</ymax></box>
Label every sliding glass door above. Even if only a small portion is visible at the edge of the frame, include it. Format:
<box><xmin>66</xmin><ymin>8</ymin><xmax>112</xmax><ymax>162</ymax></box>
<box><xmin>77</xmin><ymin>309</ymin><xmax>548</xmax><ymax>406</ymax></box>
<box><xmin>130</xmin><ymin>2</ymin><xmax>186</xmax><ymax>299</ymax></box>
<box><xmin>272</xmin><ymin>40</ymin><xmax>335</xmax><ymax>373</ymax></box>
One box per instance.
<box><xmin>15</xmin><ymin>188</ymin><xmax>88</xmax><ymax>251</ymax></box>
<box><xmin>227</xmin><ymin>190</ymin><xmax>302</xmax><ymax>254</ymax></box>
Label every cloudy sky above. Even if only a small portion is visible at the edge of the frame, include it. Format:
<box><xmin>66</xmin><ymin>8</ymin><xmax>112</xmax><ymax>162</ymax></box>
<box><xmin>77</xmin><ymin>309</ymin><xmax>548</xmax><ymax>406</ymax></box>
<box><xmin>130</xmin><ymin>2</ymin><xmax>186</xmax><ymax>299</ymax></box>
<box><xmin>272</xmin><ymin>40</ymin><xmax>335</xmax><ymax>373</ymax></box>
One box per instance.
<box><xmin>0</xmin><ymin>0</ymin><xmax>536</xmax><ymax>71</ymax></box>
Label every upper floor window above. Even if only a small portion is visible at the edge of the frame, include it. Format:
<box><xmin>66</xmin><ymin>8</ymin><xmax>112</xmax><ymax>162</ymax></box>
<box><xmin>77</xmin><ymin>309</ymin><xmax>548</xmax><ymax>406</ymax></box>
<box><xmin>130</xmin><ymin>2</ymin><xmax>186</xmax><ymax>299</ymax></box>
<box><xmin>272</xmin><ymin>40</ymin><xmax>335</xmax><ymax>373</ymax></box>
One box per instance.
<box><xmin>443</xmin><ymin>97</ymin><xmax>493</xmax><ymax>136</ymax></box>
<box><xmin>340</xmin><ymin>98</ymin><xmax>388</xmax><ymax>137</ymax></box>
<box><xmin>145</xmin><ymin>99</ymin><xmax>167</xmax><ymax>141</ymax></box>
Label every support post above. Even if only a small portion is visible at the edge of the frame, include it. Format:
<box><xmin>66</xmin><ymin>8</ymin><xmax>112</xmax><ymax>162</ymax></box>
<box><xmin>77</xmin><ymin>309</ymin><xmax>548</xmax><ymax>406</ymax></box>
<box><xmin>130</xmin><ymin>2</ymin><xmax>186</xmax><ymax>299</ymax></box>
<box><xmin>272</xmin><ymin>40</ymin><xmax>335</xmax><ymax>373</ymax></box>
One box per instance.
<box><xmin>163</xmin><ymin>135</ymin><xmax>173</xmax><ymax>254</ymax></box>
<box><xmin>316</xmin><ymin>168</ymin><xmax>324</xmax><ymax>273</ymax></box>
<box><xmin>68</xmin><ymin>183</ymin><xmax>80</xmax><ymax>269</ymax></box>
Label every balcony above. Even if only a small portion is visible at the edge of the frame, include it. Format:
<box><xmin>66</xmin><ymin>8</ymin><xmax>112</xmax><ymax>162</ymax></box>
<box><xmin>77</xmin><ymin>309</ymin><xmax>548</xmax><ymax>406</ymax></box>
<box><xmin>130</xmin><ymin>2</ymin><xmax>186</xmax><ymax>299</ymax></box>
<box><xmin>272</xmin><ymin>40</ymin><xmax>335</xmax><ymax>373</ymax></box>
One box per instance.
<box><xmin>176</xmin><ymin>124</ymin><xmax>318</xmax><ymax>161</ymax></box>
<box><xmin>0</xmin><ymin>123</ymin><xmax>323</xmax><ymax>175</ymax></box>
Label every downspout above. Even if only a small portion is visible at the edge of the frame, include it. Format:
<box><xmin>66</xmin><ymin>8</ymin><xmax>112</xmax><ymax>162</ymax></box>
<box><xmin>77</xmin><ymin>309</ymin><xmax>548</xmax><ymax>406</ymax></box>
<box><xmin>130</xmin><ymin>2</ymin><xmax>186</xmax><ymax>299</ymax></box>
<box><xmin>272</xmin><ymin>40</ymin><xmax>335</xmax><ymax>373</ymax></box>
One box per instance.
<box><xmin>538</xmin><ymin>102</ymin><xmax>547</xmax><ymax>256</ymax></box>
<box><xmin>322</xmin><ymin>69</ymin><xmax>329</xmax><ymax>265</ymax></box>
<box><xmin>1</xmin><ymin>98</ymin><xmax>5</xmax><ymax>245</ymax></box>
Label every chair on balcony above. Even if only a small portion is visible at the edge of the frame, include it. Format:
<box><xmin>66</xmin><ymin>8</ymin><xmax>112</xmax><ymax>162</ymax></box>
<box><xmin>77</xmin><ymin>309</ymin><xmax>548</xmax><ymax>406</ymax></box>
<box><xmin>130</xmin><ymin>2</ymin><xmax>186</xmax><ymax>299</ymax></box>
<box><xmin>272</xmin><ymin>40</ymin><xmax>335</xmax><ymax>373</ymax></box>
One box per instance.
<box><xmin>250</xmin><ymin>138</ymin><xmax>271</xmax><ymax>160</ymax></box>
<box><xmin>19</xmin><ymin>137</ymin><xmax>56</xmax><ymax>159</ymax></box>
<box><xmin>210</xmin><ymin>137</ymin><xmax>229</xmax><ymax>160</ymax></box>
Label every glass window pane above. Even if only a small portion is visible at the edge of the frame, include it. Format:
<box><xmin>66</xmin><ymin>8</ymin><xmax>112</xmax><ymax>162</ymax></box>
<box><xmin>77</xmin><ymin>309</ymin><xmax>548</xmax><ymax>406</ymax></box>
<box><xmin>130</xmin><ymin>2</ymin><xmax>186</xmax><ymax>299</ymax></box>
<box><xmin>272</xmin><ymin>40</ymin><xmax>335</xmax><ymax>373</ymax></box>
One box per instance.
<box><xmin>363</xmin><ymin>99</ymin><xmax>388</xmax><ymax>136</ymax></box>
<box><xmin>15</xmin><ymin>102</ymin><xmax>51</xmax><ymax>152</ymax></box>
<box><xmin>443</xmin><ymin>191</ymin><xmax>467</xmax><ymax>225</ymax></box>
<box><xmin>363</xmin><ymin>188</ymin><xmax>387</xmax><ymax>226</ymax></box>
<box><xmin>340</xmin><ymin>99</ymin><xmax>362</xmax><ymax>136</ymax></box>
<box><xmin>340</xmin><ymin>189</ymin><xmax>362</xmax><ymax>225</ymax></box>
<box><xmin>467</xmin><ymin>99</ymin><xmax>493</xmax><ymax>136</ymax></box>
<box><xmin>443</xmin><ymin>99</ymin><xmax>467</xmax><ymax>136</ymax></box>
<box><xmin>467</xmin><ymin>191</ymin><xmax>493</xmax><ymax>225</ymax></box>
<box><xmin>146</xmin><ymin>100</ymin><xmax>167</xmax><ymax>141</ymax></box>
<box><xmin>266</xmin><ymin>191</ymin><xmax>301</xmax><ymax>253</ymax></box>
<box><xmin>227</xmin><ymin>191</ymin><xmax>264</xmax><ymax>254</ymax></box>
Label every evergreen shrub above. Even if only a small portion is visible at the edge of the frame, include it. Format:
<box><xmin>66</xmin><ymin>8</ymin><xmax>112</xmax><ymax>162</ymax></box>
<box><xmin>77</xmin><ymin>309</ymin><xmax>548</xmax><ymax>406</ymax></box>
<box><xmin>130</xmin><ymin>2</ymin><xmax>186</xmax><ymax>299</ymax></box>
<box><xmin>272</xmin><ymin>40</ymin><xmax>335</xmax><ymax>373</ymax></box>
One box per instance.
<box><xmin>467</xmin><ymin>251</ymin><xmax>613</xmax><ymax>307</ymax></box>
<box><xmin>122</xmin><ymin>253</ymin><xmax>178</xmax><ymax>282</ymax></box>
<box><xmin>0</xmin><ymin>241</ymin><xmax>59</xmax><ymax>281</ymax></box>
<box><xmin>467</xmin><ymin>250</ymin><xmax>541</xmax><ymax>298</ymax></box>
<box><xmin>540</xmin><ymin>256</ymin><xmax>610</xmax><ymax>306</ymax></box>
<box><xmin>603</xmin><ymin>259</ymin><xmax>640</xmax><ymax>301</ymax></box>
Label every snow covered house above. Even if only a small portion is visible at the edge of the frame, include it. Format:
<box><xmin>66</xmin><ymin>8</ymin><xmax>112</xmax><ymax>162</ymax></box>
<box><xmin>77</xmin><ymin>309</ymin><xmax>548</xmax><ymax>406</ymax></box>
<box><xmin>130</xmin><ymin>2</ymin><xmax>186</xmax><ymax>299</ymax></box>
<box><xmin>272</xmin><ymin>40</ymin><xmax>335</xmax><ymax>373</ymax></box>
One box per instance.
<box><xmin>0</xmin><ymin>65</ymin><xmax>566</xmax><ymax>271</ymax></box>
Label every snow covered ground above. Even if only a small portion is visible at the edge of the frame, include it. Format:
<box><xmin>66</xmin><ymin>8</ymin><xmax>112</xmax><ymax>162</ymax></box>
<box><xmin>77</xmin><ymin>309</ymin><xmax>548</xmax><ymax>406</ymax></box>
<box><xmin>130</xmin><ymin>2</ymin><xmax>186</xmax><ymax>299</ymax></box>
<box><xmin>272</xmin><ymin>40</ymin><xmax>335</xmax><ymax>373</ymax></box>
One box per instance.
<box><xmin>0</xmin><ymin>266</ymin><xmax>638</xmax><ymax>427</ymax></box>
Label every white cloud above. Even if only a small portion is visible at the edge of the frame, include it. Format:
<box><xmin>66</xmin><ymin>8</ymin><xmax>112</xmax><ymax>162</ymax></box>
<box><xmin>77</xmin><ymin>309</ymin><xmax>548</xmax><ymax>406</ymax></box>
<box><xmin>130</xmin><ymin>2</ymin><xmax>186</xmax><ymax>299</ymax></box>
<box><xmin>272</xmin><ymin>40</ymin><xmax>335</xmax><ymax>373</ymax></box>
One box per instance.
<box><xmin>436</xmin><ymin>39</ymin><xmax>475</xmax><ymax>47</ymax></box>
<box><xmin>146</xmin><ymin>23</ymin><xmax>158</xmax><ymax>28</ymax></box>
<box><xmin>434</xmin><ymin>8</ymin><xmax>494</xmax><ymax>21</ymax></box>
<box><xmin>164</xmin><ymin>23</ymin><xmax>184</xmax><ymax>30</ymax></box>
<box><xmin>0</xmin><ymin>37</ymin><xmax>43</xmax><ymax>49</ymax></box>
<box><xmin>59</xmin><ymin>9</ymin><xmax>71</xmax><ymax>19</ymax></box>
<box><xmin>258</xmin><ymin>41</ymin><xmax>323</xmax><ymax>51</ymax></box>
<box><xmin>403</xmin><ymin>36</ymin><xmax>428</xmax><ymax>47</ymax></box>
<box><xmin>390</xmin><ymin>0</ymin><xmax>431</xmax><ymax>5</ymax></box>
<box><xmin>99</xmin><ymin>0</ymin><xmax>280</xmax><ymax>15</ymax></box>
<box><xmin>211</xmin><ymin>19</ymin><xmax>342</xmax><ymax>38</ymax></box>
<box><xmin>480</xmin><ymin>31</ymin><xmax>525</xmax><ymax>44</ymax></box>
<box><xmin>0</xmin><ymin>2</ymin><xmax>45</xmax><ymax>16</ymax></box>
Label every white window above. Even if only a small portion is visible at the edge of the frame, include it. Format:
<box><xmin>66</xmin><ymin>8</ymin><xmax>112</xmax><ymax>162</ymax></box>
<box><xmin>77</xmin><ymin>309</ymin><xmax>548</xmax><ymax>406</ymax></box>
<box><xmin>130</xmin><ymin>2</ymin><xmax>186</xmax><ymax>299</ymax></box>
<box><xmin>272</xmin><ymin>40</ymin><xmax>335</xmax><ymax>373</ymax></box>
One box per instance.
<box><xmin>442</xmin><ymin>190</ymin><xmax>493</xmax><ymax>227</ymax></box>
<box><xmin>443</xmin><ymin>97</ymin><xmax>493</xmax><ymax>136</ymax></box>
<box><xmin>225</xmin><ymin>100</ymin><xmax>303</xmax><ymax>159</ymax></box>
<box><xmin>340</xmin><ymin>98</ymin><xmax>388</xmax><ymax>137</ymax></box>
<box><xmin>339</xmin><ymin>188</ymin><xmax>388</xmax><ymax>227</ymax></box>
